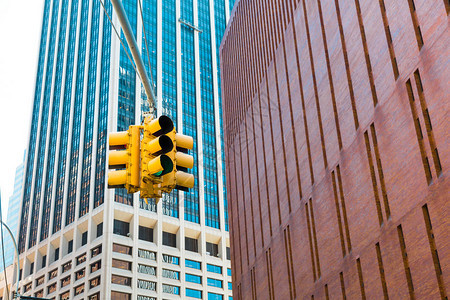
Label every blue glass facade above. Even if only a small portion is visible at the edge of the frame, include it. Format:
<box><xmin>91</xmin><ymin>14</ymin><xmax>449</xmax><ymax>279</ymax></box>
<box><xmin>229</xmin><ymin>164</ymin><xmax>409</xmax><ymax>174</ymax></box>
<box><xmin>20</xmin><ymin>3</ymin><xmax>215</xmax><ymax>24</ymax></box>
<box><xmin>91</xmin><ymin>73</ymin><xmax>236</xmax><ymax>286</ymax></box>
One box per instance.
<box><xmin>40</xmin><ymin>0</ymin><xmax>69</xmax><ymax>242</ymax></box>
<box><xmin>79</xmin><ymin>0</ymin><xmax>101</xmax><ymax>218</ymax></box>
<box><xmin>180</xmin><ymin>0</ymin><xmax>199</xmax><ymax>224</ymax></box>
<box><xmin>65</xmin><ymin>0</ymin><xmax>89</xmax><ymax>226</ymax></box>
<box><xmin>115</xmin><ymin>0</ymin><xmax>137</xmax><ymax>206</ymax></box>
<box><xmin>94</xmin><ymin>0</ymin><xmax>113</xmax><ymax>208</ymax></box>
<box><xmin>28</xmin><ymin>0</ymin><xmax>60</xmax><ymax>248</ymax></box>
<box><xmin>18</xmin><ymin>0</ymin><xmax>51</xmax><ymax>253</ymax></box>
<box><xmin>53</xmin><ymin>0</ymin><xmax>79</xmax><ymax>234</ymax></box>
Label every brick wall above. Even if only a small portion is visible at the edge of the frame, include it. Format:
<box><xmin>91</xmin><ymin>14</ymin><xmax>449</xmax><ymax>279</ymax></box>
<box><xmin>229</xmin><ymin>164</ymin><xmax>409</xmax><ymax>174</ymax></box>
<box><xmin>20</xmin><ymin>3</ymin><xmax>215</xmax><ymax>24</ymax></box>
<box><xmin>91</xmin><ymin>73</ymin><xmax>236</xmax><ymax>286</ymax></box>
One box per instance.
<box><xmin>220</xmin><ymin>0</ymin><xmax>449</xmax><ymax>298</ymax></box>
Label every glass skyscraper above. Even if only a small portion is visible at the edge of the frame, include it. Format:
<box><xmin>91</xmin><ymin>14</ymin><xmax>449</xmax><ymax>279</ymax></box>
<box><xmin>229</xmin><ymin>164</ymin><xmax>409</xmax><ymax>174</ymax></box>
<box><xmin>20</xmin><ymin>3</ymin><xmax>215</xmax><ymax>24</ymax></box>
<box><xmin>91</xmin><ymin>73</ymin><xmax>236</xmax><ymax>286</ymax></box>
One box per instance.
<box><xmin>16</xmin><ymin>0</ymin><xmax>235</xmax><ymax>299</ymax></box>
<box><xmin>0</xmin><ymin>151</ymin><xmax>25</xmax><ymax>273</ymax></box>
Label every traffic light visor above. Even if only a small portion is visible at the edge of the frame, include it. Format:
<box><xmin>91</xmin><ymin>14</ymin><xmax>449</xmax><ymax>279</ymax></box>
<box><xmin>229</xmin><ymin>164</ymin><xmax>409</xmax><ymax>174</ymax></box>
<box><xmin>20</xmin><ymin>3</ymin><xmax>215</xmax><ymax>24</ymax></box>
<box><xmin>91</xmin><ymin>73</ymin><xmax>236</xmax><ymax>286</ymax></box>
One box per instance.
<box><xmin>147</xmin><ymin>155</ymin><xmax>174</xmax><ymax>176</ymax></box>
<box><xmin>148</xmin><ymin>115</ymin><xmax>174</xmax><ymax>136</ymax></box>
<box><xmin>109</xmin><ymin>131</ymin><xmax>128</xmax><ymax>149</ymax></box>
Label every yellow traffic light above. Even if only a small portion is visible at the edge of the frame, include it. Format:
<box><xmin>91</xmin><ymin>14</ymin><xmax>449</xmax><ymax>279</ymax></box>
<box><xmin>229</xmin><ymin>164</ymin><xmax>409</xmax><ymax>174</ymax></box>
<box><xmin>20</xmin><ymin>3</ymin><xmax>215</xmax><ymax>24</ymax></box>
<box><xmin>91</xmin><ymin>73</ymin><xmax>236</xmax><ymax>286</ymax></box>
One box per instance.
<box><xmin>160</xmin><ymin>131</ymin><xmax>195</xmax><ymax>192</ymax></box>
<box><xmin>140</xmin><ymin>116</ymin><xmax>175</xmax><ymax>199</ymax></box>
<box><xmin>108</xmin><ymin>125</ymin><xmax>140</xmax><ymax>193</ymax></box>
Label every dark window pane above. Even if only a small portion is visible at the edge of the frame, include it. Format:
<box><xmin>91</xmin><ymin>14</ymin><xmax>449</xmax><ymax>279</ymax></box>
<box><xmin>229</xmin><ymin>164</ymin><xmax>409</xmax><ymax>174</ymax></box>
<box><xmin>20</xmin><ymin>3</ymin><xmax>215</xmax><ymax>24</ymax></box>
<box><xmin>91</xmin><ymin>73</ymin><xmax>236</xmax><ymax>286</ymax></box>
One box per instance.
<box><xmin>162</xmin><ymin>231</ymin><xmax>176</xmax><ymax>248</ymax></box>
<box><xmin>91</xmin><ymin>245</ymin><xmax>102</xmax><ymax>257</ymax></box>
<box><xmin>42</xmin><ymin>255</ymin><xmax>47</xmax><ymax>268</ymax></box>
<box><xmin>55</xmin><ymin>248</ymin><xmax>59</xmax><ymax>261</ymax></box>
<box><xmin>111</xmin><ymin>291</ymin><xmax>131</xmax><ymax>300</ymax></box>
<box><xmin>112</xmin><ymin>243</ymin><xmax>132</xmax><ymax>255</ymax></box>
<box><xmin>185</xmin><ymin>237</ymin><xmax>198</xmax><ymax>253</ymax></box>
<box><xmin>97</xmin><ymin>222</ymin><xmax>103</xmax><ymax>237</ymax></box>
<box><xmin>138</xmin><ymin>226</ymin><xmax>153</xmax><ymax>242</ymax></box>
<box><xmin>226</xmin><ymin>247</ymin><xmax>230</xmax><ymax>260</ymax></box>
<box><xmin>68</xmin><ymin>240</ymin><xmax>73</xmax><ymax>253</ymax></box>
<box><xmin>112</xmin><ymin>259</ymin><xmax>132</xmax><ymax>270</ymax></box>
<box><xmin>113</xmin><ymin>219</ymin><xmax>130</xmax><ymax>236</ymax></box>
<box><xmin>82</xmin><ymin>231</ymin><xmax>88</xmax><ymax>245</ymax></box>
<box><xmin>206</xmin><ymin>242</ymin><xmax>219</xmax><ymax>257</ymax></box>
<box><xmin>111</xmin><ymin>274</ymin><xmax>132</xmax><ymax>286</ymax></box>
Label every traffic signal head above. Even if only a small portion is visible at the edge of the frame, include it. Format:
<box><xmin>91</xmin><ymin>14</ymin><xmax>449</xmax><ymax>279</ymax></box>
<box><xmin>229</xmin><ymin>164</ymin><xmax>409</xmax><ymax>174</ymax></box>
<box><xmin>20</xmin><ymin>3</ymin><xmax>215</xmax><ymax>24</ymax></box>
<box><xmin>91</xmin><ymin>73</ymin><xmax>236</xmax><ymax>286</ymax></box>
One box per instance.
<box><xmin>140</xmin><ymin>116</ymin><xmax>175</xmax><ymax>199</ymax></box>
<box><xmin>107</xmin><ymin>125</ymin><xmax>140</xmax><ymax>193</ymax></box>
<box><xmin>160</xmin><ymin>132</ymin><xmax>195</xmax><ymax>193</ymax></box>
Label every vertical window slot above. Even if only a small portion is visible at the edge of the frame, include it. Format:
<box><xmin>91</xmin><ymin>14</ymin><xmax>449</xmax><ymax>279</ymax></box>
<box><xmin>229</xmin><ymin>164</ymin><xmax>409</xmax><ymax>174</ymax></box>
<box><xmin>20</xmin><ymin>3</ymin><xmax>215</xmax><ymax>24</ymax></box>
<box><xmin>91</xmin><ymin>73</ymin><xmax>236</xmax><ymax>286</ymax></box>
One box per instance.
<box><xmin>305</xmin><ymin>202</ymin><xmax>317</xmax><ymax>281</ymax></box>
<box><xmin>370</xmin><ymin>124</ymin><xmax>390</xmax><ymax>219</ymax></box>
<box><xmin>337</xmin><ymin>165</ymin><xmax>352</xmax><ymax>252</ymax></box>
<box><xmin>422</xmin><ymin>205</ymin><xmax>447</xmax><ymax>299</ymax></box>
<box><xmin>378</xmin><ymin>0</ymin><xmax>399</xmax><ymax>79</ymax></box>
<box><xmin>376</xmin><ymin>243</ymin><xmax>389</xmax><ymax>300</ymax></box>
<box><xmin>334</xmin><ymin>0</ymin><xmax>359</xmax><ymax>129</ymax></box>
<box><xmin>309</xmin><ymin>199</ymin><xmax>321</xmax><ymax>279</ymax></box>
<box><xmin>325</xmin><ymin>284</ymin><xmax>330</xmax><ymax>300</ymax></box>
<box><xmin>340</xmin><ymin>272</ymin><xmax>347</xmax><ymax>300</ymax></box>
<box><xmin>332</xmin><ymin>170</ymin><xmax>346</xmax><ymax>257</ymax></box>
<box><xmin>397</xmin><ymin>225</ymin><xmax>415</xmax><ymax>298</ymax></box>
<box><xmin>357</xmin><ymin>258</ymin><xmax>367</xmax><ymax>300</ymax></box>
<box><xmin>364</xmin><ymin>131</ymin><xmax>384</xmax><ymax>226</ymax></box>
<box><xmin>406</xmin><ymin>79</ymin><xmax>432</xmax><ymax>184</ymax></box>
<box><xmin>354</xmin><ymin>0</ymin><xmax>378</xmax><ymax>106</ymax></box>
<box><xmin>414</xmin><ymin>70</ymin><xmax>442</xmax><ymax>177</ymax></box>
<box><xmin>407</xmin><ymin>0</ymin><xmax>424</xmax><ymax>49</ymax></box>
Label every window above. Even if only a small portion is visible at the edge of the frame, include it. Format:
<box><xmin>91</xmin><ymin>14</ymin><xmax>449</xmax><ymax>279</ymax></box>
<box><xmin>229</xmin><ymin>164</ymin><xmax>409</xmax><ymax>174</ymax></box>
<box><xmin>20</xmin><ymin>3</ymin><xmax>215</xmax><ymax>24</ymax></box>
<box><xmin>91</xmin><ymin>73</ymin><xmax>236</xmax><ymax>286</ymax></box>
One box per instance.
<box><xmin>227</xmin><ymin>268</ymin><xmax>232</xmax><ymax>276</ymax></box>
<box><xmin>207</xmin><ymin>278</ymin><xmax>223</xmax><ymax>288</ymax></box>
<box><xmin>62</xmin><ymin>261</ymin><xmax>71</xmax><ymax>273</ymax></box>
<box><xmin>185</xmin><ymin>237</ymin><xmax>198</xmax><ymax>252</ymax></box>
<box><xmin>226</xmin><ymin>247</ymin><xmax>230</xmax><ymax>260</ymax></box>
<box><xmin>48</xmin><ymin>268</ymin><xmax>58</xmax><ymax>280</ymax></box>
<box><xmin>185</xmin><ymin>259</ymin><xmax>201</xmax><ymax>270</ymax></box>
<box><xmin>34</xmin><ymin>290</ymin><xmax>43</xmax><ymax>298</ymax></box>
<box><xmin>91</xmin><ymin>245</ymin><xmax>102</xmax><ymax>257</ymax></box>
<box><xmin>138</xmin><ymin>249</ymin><xmax>156</xmax><ymax>260</ymax></box>
<box><xmin>30</xmin><ymin>262</ymin><xmax>34</xmax><ymax>275</ymax></box>
<box><xmin>112</xmin><ymin>243</ymin><xmax>132</xmax><ymax>255</ymax></box>
<box><xmin>162</xmin><ymin>231</ymin><xmax>176</xmax><ymax>248</ymax></box>
<box><xmin>68</xmin><ymin>240</ymin><xmax>73</xmax><ymax>253</ymax></box>
<box><xmin>113</xmin><ymin>219</ymin><xmax>130</xmax><ymax>236</ymax></box>
<box><xmin>162</xmin><ymin>254</ymin><xmax>179</xmax><ymax>265</ymax></box>
<box><xmin>24</xmin><ymin>283</ymin><xmax>32</xmax><ymax>293</ymax></box>
<box><xmin>138</xmin><ymin>264</ymin><xmax>156</xmax><ymax>276</ymax></box>
<box><xmin>112</xmin><ymin>259</ymin><xmax>132</xmax><ymax>270</ymax></box>
<box><xmin>111</xmin><ymin>274</ymin><xmax>131</xmax><ymax>286</ymax></box>
<box><xmin>228</xmin><ymin>282</ymin><xmax>232</xmax><ymax>290</ymax></box>
<box><xmin>186</xmin><ymin>288</ymin><xmax>202</xmax><ymax>299</ymax></box>
<box><xmin>61</xmin><ymin>275</ymin><xmax>71</xmax><ymax>287</ymax></box>
<box><xmin>206</xmin><ymin>242</ymin><xmax>219</xmax><ymax>257</ymax></box>
<box><xmin>207</xmin><ymin>264</ymin><xmax>222</xmax><ymax>274</ymax></box>
<box><xmin>82</xmin><ymin>231</ymin><xmax>88</xmax><ymax>245</ymax></box>
<box><xmin>77</xmin><ymin>253</ymin><xmax>87</xmax><ymax>265</ymax></box>
<box><xmin>162</xmin><ymin>284</ymin><xmax>180</xmax><ymax>295</ymax></box>
<box><xmin>90</xmin><ymin>260</ymin><xmax>101</xmax><ymax>273</ymax></box>
<box><xmin>186</xmin><ymin>274</ymin><xmax>202</xmax><ymax>284</ymax></box>
<box><xmin>60</xmin><ymin>291</ymin><xmax>70</xmax><ymax>300</ymax></box>
<box><xmin>54</xmin><ymin>248</ymin><xmax>59</xmax><ymax>261</ymax></box>
<box><xmin>47</xmin><ymin>283</ymin><xmax>56</xmax><ymax>294</ymax></box>
<box><xmin>162</xmin><ymin>269</ymin><xmax>180</xmax><ymax>280</ymax></box>
<box><xmin>97</xmin><ymin>222</ymin><xmax>103</xmax><ymax>237</ymax></box>
<box><xmin>89</xmin><ymin>292</ymin><xmax>100</xmax><ymax>300</ymax></box>
<box><xmin>208</xmin><ymin>292</ymin><xmax>224</xmax><ymax>300</ymax></box>
<box><xmin>36</xmin><ymin>275</ymin><xmax>44</xmax><ymax>287</ymax></box>
<box><xmin>138</xmin><ymin>226</ymin><xmax>153</xmax><ymax>242</ymax></box>
<box><xmin>137</xmin><ymin>280</ymin><xmax>156</xmax><ymax>291</ymax></box>
<box><xmin>74</xmin><ymin>284</ymin><xmax>85</xmax><ymax>296</ymax></box>
<box><xmin>90</xmin><ymin>276</ymin><xmax>101</xmax><ymax>288</ymax></box>
<box><xmin>111</xmin><ymin>291</ymin><xmax>131</xmax><ymax>300</ymax></box>
<box><xmin>75</xmin><ymin>268</ymin><xmax>85</xmax><ymax>281</ymax></box>
<box><xmin>42</xmin><ymin>255</ymin><xmax>47</xmax><ymax>268</ymax></box>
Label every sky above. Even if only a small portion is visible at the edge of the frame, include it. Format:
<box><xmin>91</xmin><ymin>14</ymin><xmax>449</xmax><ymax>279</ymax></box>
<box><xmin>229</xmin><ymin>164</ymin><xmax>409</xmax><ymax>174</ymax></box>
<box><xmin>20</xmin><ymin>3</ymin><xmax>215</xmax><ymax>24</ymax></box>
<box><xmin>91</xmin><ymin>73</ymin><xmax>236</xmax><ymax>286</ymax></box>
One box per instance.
<box><xmin>0</xmin><ymin>0</ymin><xmax>43</xmax><ymax>218</ymax></box>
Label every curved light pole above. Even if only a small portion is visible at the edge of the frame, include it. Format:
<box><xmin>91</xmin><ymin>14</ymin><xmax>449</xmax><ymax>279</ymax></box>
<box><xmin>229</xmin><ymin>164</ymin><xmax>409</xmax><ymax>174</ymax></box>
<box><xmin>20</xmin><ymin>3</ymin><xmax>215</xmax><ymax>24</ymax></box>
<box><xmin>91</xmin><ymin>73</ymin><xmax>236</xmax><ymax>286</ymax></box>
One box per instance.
<box><xmin>0</xmin><ymin>220</ymin><xmax>20</xmax><ymax>299</ymax></box>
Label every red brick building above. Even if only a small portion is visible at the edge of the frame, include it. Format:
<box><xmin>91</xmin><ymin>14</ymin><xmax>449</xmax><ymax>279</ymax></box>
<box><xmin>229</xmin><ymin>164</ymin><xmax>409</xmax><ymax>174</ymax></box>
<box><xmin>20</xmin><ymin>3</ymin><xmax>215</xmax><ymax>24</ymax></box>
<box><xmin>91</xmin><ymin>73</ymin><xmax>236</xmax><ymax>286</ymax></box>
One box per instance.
<box><xmin>219</xmin><ymin>0</ymin><xmax>449</xmax><ymax>298</ymax></box>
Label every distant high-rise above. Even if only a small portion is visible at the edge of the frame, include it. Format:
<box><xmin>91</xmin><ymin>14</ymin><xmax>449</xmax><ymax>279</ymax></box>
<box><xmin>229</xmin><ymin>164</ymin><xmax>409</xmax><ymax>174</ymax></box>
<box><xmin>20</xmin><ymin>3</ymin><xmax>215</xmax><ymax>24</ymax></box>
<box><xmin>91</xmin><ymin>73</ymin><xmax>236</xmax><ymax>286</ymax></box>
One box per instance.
<box><xmin>0</xmin><ymin>151</ymin><xmax>25</xmax><ymax>273</ymax></box>
<box><xmin>17</xmin><ymin>0</ymin><xmax>235</xmax><ymax>299</ymax></box>
<box><xmin>221</xmin><ymin>0</ymin><xmax>449</xmax><ymax>298</ymax></box>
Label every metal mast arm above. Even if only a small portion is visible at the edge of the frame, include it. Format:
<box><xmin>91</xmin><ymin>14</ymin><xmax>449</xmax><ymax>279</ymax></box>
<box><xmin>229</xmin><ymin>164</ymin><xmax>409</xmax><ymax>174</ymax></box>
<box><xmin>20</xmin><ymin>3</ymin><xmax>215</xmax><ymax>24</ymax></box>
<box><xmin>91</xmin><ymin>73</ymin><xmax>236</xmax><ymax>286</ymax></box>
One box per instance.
<box><xmin>110</xmin><ymin>0</ymin><xmax>157</xmax><ymax>115</ymax></box>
